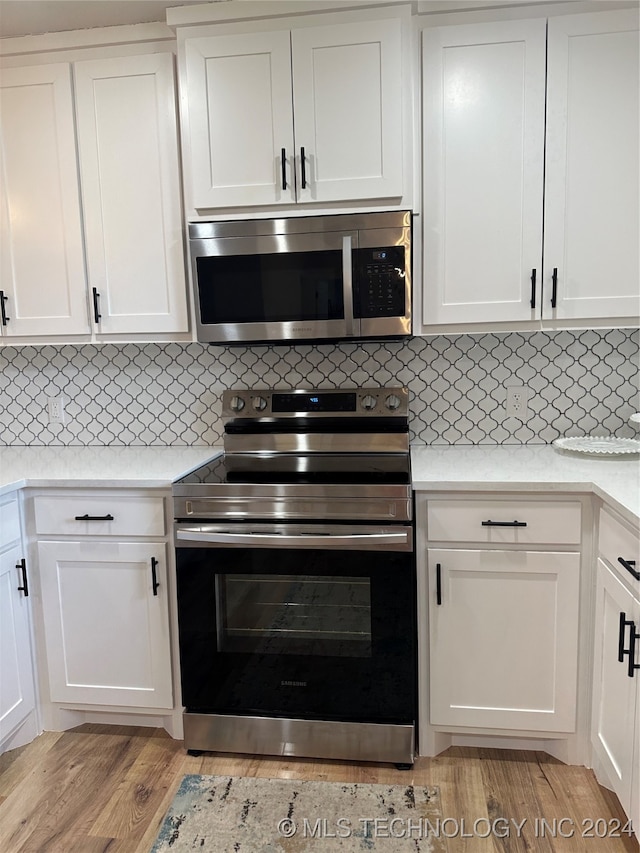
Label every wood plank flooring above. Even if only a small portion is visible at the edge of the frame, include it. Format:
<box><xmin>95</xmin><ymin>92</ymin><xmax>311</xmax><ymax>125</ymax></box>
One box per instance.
<box><xmin>0</xmin><ymin>725</ymin><xmax>637</xmax><ymax>853</ymax></box>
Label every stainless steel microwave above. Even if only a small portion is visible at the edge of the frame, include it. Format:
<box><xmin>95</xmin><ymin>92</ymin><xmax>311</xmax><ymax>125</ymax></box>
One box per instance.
<box><xmin>188</xmin><ymin>211</ymin><xmax>412</xmax><ymax>345</ymax></box>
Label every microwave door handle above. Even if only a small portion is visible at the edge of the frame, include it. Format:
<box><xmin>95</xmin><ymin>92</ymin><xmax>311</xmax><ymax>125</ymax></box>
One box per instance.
<box><xmin>342</xmin><ymin>235</ymin><xmax>355</xmax><ymax>337</ymax></box>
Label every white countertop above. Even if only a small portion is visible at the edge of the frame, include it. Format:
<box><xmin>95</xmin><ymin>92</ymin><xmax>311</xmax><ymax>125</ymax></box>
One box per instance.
<box><xmin>0</xmin><ymin>446</ymin><xmax>223</xmax><ymax>495</ymax></box>
<box><xmin>1</xmin><ymin>444</ymin><xmax>637</xmax><ymax>527</ymax></box>
<box><xmin>412</xmin><ymin>444</ymin><xmax>640</xmax><ymax>525</ymax></box>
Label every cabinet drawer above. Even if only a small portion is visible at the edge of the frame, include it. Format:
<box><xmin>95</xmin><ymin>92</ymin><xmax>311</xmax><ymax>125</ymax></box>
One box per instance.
<box><xmin>599</xmin><ymin>507</ymin><xmax>640</xmax><ymax>584</ymax></box>
<box><xmin>427</xmin><ymin>499</ymin><xmax>582</xmax><ymax>545</ymax></box>
<box><xmin>0</xmin><ymin>495</ymin><xmax>21</xmax><ymax>546</ymax></box>
<box><xmin>34</xmin><ymin>494</ymin><xmax>165</xmax><ymax>537</ymax></box>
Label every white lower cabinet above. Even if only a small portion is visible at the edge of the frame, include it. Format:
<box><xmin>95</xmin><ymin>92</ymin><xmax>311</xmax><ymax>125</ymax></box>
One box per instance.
<box><xmin>428</xmin><ymin>548</ymin><xmax>580</xmax><ymax>731</ymax></box>
<box><xmin>591</xmin><ymin>508</ymin><xmax>640</xmax><ymax>838</ymax></box>
<box><xmin>37</xmin><ymin>540</ymin><xmax>172</xmax><ymax>709</ymax></box>
<box><xmin>31</xmin><ymin>489</ymin><xmax>175</xmax><ymax>719</ymax></box>
<box><xmin>0</xmin><ymin>494</ymin><xmax>37</xmax><ymax>753</ymax></box>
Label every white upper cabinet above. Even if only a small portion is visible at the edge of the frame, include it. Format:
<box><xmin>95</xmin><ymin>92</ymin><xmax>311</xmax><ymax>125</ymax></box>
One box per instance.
<box><xmin>422</xmin><ymin>19</ymin><xmax>546</xmax><ymax>326</ymax></box>
<box><xmin>544</xmin><ymin>11</ymin><xmax>639</xmax><ymax>321</ymax></box>
<box><xmin>421</xmin><ymin>9</ymin><xmax>639</xmax><ymax>330</ymax></box>
<box><xmin>74</xmin><ymin>53</ymin><xmax>188</xmax><ymax>335</ymax></box>
<box><xmin>180</xmin><ymin>17</ymin><xmax>403</xmax><ymax>212</ymax></box>
<box><xmin>0</xmin><ymin>63</ymin><xmax>89</xmax><ymax>337</ymax></box>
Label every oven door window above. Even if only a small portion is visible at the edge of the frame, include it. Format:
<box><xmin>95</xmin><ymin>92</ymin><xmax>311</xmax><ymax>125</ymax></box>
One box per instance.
<box><xmin>195</xmin><ymin>251</ymin><xmax>344</xmax><ymax>324</ymax></box>
<box><xmin>218</xmin><ymin>573</ymin><xmax>371</xmax><ymax>658</ymax></box>
<box><xmin>176</xmin><ymin>546</ymin><xmax>416</xmax><ymax>725</ymax></box>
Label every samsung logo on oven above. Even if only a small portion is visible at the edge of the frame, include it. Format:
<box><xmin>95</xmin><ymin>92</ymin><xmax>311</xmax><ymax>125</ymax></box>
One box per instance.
<box><xmin>291</xmin><ymin>327</ymin><xmax>313</xmax><ymax>334</ymax></box>
<box><xmin>281</xmin><ymin>680</ymin><xmax>307</xmax><ymax>688</ymax></box>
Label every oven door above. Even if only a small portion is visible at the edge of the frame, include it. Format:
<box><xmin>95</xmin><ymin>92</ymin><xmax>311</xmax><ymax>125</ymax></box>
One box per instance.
<box><xmin>190</xmin><ymin>230</ymin><xmax>358</xmax><ymax>344</ymax></box>
<box><xmin>175</xmin><ymin>523</ymin><xmax>416</xmax><ymax>726</ymax></box>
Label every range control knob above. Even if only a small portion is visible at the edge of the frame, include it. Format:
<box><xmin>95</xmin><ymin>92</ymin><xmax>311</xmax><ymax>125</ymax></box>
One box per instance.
<box><xmin>252</xmin><ymin>395</ymin><xmax>268</xmax><ymax>412</ymax></box>
<box><xmin>229</xmin><ymin>395</ymin><xmax>245</xmax><ymax>412</ymax></box>
<box><xmin>361</xmin><ymin>394</ymin><xmax>377</xmax><ymax>411</ymax></box>
<box><xmin>385</xmin><ymin>394</ymin><xmax>402</xmax><ymax>411</ymax></box>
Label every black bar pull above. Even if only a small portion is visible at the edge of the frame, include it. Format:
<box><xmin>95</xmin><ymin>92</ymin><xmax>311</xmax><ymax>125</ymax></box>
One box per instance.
<box><xmin>551</xmin><ymin>267</ymin><xmax>558</xmax><ymax>309</ymax></box>
<box><xmin>281</xmin><ymin>148</ymin><xmax>287</xmax><ymax>191</ymax></box>
<box><xmin>619</xmin><ymin>611</ymin><xmax>634</xmax><ymax>662</ymax></box>
<box><xmin>74</xmin><ymin>513</ymin><xmax>114</xmax><ymax>521</ymax></box>
<box><xmin>16</xmin><ymin>559</ymin><xmax>28</xmax><ymax>597</ymax></box>
<box><xmin>300</xmin><ymin>146</ymin><xmax>307</xmax><ymax>189</ymax></box>
<box><xmin>530</xmin><ymin>269</ymin><xmax>536</xmax><ymax>310</ymax></box>
<box><xmin>628</xmin><ymin>625</ymin><xmax>640</xmax><ymax>678</ymax></box>
<box><xmin>0</xmin><ymin>291</ymin><xmax>9</xmax><ymax>325</ymax></box>
<box><xmin>481</xmin><ymin>520</ymin><xmax>528</xmax><ymax>528</ymax></box>
<box><xmin>151</xmin><ymin>557</ymin><xmax>160</xmax><ymax>596</ymax></box>
<box><xmin>618</xmin><ymin>557</ymin><xmax>640</xmax><ymax>581</ymax></box>
<box><xmin>436</xmin><ymin>563</ymin><xmax>442</xmax><ymax>605</ymax></box>
<box><xmin>92</xmin><ymin>287</ymin><xmax>101</xmax><ymax>324</ymax></box>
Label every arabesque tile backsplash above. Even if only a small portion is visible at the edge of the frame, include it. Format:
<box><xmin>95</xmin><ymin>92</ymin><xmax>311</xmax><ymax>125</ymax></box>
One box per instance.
<box><xmin>0</xmin><ymin>329</ymin><xmax>638</xmax><ymax>446</ymax></box>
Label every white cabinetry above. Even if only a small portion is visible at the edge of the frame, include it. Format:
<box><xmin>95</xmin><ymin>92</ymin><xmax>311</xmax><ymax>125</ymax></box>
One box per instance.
<box><xmin>0</xmin><ymin>64</ymin><xmax>88</xmax><ymax>337</ymax></box>
<box><xmin>34</xmin><ymin>492</ymin><xmax>173</xmax><ymax>711</ymax></box>
<box><xmin>180</xmin><ymin>17</ymin><xmax>403</xmax><ymax>212</ymax></box>
<box><xmin>423</xmin><ymin>497</ymin><xmax>582</xmax><ymax>742</ymax></box>
<box><xmin>591</xmin><ymin>507</ymin><xmax>640</xmax><ymax>839</ymax></box>
<box><xmin>0</xmin><ymin>49</ymin><xmax>188</xmax><ymax>341</ymax></box>
<box><xmin>0</xmin><ymin>493</ymin><xmax>37</xmax><ymax>753</ymax></box>
<box><xmin>421</xmin><ymin>9</ymin><xmax>639</xmax><ymax>331</ymax></box>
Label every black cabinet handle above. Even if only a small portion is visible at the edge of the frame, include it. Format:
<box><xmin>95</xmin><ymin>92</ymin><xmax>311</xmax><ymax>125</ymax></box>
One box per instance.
<box><xmin>619</xmin><ymin>611</ymin><xmax>634</xmax><ymax>662</ymax></box>
<box><xmin>481</xmin><ymin>520</ymin><xmax>527</xmax><ymax>528</ymax></box>
<box><xmin>436</xmin><ymin>562</ymin><xmax>442</xmax><ymax>606</ymax></box>
<box><xmin>16</xmin><ymin>559</ymin><xmax>28</xmax><ymax>597</ymax></box>
<box><xmin>551</xmin><ymin>268</ymin><xmax>558</xmax><ymax>309</ymax></box>
<box><xmin>92</xmin><ymin>287</ymin><xmax>101</xmax><ymax>324</ymax></box>
<box><xmin>300</xmin><ymin>146</ymin><xmax>307</xmax><ymax>189</ymax></box>
<box><xmin>74</xmin><ymin>513</ymin><xmax>114</xmax><ymax>521</ymax></box>
<box><xmin>530</xmin><ymin>269</ymin><xmax>536</xmax><ymax>310</ymax></box>
<box><xmin>281</xmin><ymin>148</ymin><xmax>287</xmax><ymax>191</ymax></box>
<box><xmin>151</xmin><ymin>557</ymin><xmax>160</xmax><ymax>596</ymax></box>
<box><xmin>628</xmin><ymin>625</ymin><xmax>640</xmax><ymax>678</ymax></box>
<box><xmin>0</xmin><ymin>291</ymin><xmax>9</xmax><ymax>325</ymax></box>
<box><xmin>618</xmin><ymin>557</ymin><xmax>640</xmax><ymax>581</ymax></box>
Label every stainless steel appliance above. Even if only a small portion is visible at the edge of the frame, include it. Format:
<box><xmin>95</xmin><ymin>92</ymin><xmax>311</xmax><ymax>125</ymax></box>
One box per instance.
<box><xmin>188</xmin><ymin>211</ymin><xmax>412</xmax><ymax>345</ymax></box>
<box><xmin>172</xmin><ymin>386</ymin><xmax>416</xmax><ymax>766</ymax></box>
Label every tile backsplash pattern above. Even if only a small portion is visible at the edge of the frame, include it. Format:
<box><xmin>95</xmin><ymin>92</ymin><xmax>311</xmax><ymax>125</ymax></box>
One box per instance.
<box><xmin>1</xmin><ymin>329</ymin><xmax>638</xmax><ymax>446</ymax></box>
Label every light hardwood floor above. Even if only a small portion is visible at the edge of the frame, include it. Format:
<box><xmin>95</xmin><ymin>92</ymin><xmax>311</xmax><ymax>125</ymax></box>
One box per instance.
<box><xmin>0</xmin><ymin>725</ymin><xmax>637</xmax><ymax>853</ymax></box>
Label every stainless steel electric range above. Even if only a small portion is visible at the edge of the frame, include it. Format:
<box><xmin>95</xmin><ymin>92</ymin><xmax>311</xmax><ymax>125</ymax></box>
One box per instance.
<box><xmin>172</xmin><ymin>386</ymin><xmax>417</xmax><ymax>767</ymax></box>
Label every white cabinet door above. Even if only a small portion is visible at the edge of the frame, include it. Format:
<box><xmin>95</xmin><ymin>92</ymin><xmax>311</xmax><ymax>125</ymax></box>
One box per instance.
<box><xmin>591</xmin><ymin>558</ymin><xmax>639</xmax><ymax>814</ymax></box>
<box><xmin>38</xmin><ymin>541</ymin><xmax>172</xmax><ymax>709</ymax></box>
<box><xmin>183</xmin><ymin>30</ymin><xmax>295</xmax><ymax>209</ymax></box>
<box><xmin>0</xmin><ymin>63</ymin><xmax>89</xmax><ymax>337</ymax></box>
<box><xmin>291</xmin><ymin>18</ymin><xmax>403</xmax><ymax>203</ymax></box>
<box><xmin>0</xmin><ymin>544</ymin><xmax>36</xmax><ymax>743</ymax></box>
<box><xmin>74</xmin><ymin>53</ymin><xmax>189</xmax><ymax>335</ymax></box>
<box><xmin>429</xmin><ymin>548</ymin><xmax>580</xmax><ymax>731</ymax></box>
<box><xmin>422</xmin><ymin>19</ymin><xmax>546</xmax><ymax>326</ymax></box>
<box><xmin>544</xmin><ymin>10</ymin><xmax>639</xmax><ymax>321</ymax></box>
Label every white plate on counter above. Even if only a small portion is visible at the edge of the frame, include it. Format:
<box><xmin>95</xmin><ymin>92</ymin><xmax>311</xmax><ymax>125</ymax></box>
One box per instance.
<box><xmin>553</xmin><ymin>436</ymin><xmax>640</xmax><ymax>456</ymax></box>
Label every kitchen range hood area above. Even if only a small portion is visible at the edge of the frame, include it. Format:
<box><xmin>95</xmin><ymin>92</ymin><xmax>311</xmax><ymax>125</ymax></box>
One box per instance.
<box><xmin>0</xmin><ymin>0</ymin><xmax>639</xmax><ymax>845</ymax></box>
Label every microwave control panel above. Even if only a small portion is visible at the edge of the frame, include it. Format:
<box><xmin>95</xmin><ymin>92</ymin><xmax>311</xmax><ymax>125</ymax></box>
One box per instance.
<box><xmin>354</xmin><ymin>247</ymin><xmax>406</xmax><ymax>318</ymax></box>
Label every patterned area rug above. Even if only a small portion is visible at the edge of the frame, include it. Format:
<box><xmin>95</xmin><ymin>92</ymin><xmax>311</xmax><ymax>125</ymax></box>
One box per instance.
<box><xmin>150</xmin><ymin>774</ymin><xmax>446</xmax><ymax>852</ymax></box>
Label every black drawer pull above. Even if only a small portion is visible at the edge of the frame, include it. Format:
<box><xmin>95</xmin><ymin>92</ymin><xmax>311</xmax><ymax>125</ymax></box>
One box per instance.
<box><xmin>619</xmin><ymin>611</ymin><xmax>634</xmax><ymax>662</ymax></box>
<box><xmin>0</xmin><ymin>291</ymin><xmax>9</xmax><ymax>325</ymax></box>
<box><xmin>618</xmin><ymin>557</ymin><xmax>639</xmax><ymax>581</ymax></box>
<box><xmin>530</xmin><ymin>269</ymin><xmax>536</xmax><ymax>309</ymax></box>
<box><xmin>74</xmin><ymin>513</ymin><xmax>114</xmax><ymax>521</ymax></box>
<box><xmin>92</xmin><ymin>287</ymin><xmax>101</xmax><ymax>324</ymax></box>
<box><xmin>628</xmin><ymin>625</ymin><xmax>640</xmax><ymax>679</ymax></box>
<box><xmin>482</xmin><ymin>520</ymin><xmax>527</xmax><ymax>528</ymax></box>
<box><xmin>300</xmin><ymin>146</ymin><xmax>307</xmax><ymax>189</ymax></box>
<box><xmin>151</xmin><ymin>557</ymin><xmax>160</xmax><ymax>596</ymax></box>
<box><xmin>16</xmin><ymin>559</ymin><xmax>28</xmax><ymax>597</ymax></box>
<box><xmin>436</xmin><ymin>562</ymin><xmax>442</xmax><ymax>606</ymax></box>
<box><xmin>551</xmin><ymin>267</ymin><xmax>558</xmax><ymax>308</ymax></box>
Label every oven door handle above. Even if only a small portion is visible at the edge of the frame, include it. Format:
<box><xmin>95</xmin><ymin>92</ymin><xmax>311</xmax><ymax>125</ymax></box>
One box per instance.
<box><xmin>175</xmin><ymin>528</ymin><xmax>410</xmax><ymax>549</ymax></box>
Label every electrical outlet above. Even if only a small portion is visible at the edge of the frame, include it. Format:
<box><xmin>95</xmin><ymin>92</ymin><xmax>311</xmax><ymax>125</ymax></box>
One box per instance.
<box><xmin>505</xmin><ymin>385</ymin><xmax>530</xmax><ymax>420</ymax></box>
<box><xmin>47</xmin><ymin>395</ymin><xmax>66</xmax><ymax>425</ymax></box>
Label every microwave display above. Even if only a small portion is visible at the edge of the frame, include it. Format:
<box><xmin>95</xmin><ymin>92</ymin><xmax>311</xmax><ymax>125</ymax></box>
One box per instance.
<box><xmin>354</xmin><ymin>246</ymin><xmax>406</xmax><ymax>318</ymax></box>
